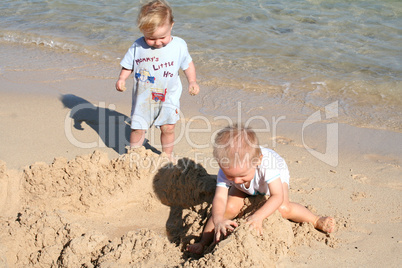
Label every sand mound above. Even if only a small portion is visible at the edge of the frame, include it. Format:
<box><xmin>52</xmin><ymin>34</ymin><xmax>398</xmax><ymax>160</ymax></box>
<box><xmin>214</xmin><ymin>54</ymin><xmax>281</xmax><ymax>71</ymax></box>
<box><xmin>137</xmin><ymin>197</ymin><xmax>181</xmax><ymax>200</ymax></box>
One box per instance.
<box><xmin>0</xmin><ymin>149</ymin><xmax>336</xmax><ymax>267</ymax></box>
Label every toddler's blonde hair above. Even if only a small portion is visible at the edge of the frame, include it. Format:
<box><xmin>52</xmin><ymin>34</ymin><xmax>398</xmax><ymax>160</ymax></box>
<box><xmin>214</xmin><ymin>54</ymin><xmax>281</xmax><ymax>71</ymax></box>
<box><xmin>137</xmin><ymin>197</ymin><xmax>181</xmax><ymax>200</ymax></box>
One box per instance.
<box><xmin>213</xmin><ymin>124</ymin><xmax>262</xmax><ymax>168</ymax></box>
<box><xmin>137</xmin><ymin>0</ymin><xmax>174</xmax><ymax>35</ymax></box>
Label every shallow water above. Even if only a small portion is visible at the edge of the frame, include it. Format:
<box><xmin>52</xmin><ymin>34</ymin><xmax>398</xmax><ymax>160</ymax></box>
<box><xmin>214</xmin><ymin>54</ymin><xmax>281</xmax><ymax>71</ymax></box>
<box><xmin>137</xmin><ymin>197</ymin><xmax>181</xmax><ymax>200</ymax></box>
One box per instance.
<box><xmin>1</xmin><ymin>0</ymin><xmax>401</xmax><ymax>130</ymax></box>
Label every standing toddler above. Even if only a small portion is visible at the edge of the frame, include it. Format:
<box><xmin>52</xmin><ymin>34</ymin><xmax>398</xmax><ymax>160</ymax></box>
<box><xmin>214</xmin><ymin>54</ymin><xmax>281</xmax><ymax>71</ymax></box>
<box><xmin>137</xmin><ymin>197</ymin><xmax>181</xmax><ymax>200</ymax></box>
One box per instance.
<box><xmin>116</xmin><ymin>0</ymin><xmax>199</xmax><ymax>157</ymax></box>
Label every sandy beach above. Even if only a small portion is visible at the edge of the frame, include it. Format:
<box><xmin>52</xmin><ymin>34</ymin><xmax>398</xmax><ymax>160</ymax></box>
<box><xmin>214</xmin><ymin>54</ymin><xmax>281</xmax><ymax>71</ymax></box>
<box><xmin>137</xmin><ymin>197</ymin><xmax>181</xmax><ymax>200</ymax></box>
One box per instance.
<box><xmin>0</xmin><ymin>43</ymin><xmax>401</xmax><ymax>267</ymax></box>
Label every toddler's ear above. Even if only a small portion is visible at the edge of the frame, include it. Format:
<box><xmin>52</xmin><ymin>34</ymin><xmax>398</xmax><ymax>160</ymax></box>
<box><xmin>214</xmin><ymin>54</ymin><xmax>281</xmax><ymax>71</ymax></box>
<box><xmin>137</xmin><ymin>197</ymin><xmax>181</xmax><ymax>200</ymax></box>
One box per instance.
<box><xmin>255</xmin><ymin>154</ymin><xmax>263</xmax><ymax>166</ymax></box>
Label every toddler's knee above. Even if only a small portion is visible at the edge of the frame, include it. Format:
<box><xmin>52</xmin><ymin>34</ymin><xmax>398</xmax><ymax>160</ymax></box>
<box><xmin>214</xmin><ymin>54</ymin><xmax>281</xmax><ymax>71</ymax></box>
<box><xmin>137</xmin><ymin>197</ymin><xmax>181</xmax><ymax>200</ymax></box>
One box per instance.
<box><xmin>161</xmin><ymin>125</ymin><xmax>175</xmax><ymax>134</ymax></box>
<box><xmin>278</xmin><ymin>204</ymin><xmax>291</xmax><ymax>218</ymax></box>
<box><xmin>225</xmin><ymin>203</ymin><xmax>241</xmax><ymax>217</ymax></box>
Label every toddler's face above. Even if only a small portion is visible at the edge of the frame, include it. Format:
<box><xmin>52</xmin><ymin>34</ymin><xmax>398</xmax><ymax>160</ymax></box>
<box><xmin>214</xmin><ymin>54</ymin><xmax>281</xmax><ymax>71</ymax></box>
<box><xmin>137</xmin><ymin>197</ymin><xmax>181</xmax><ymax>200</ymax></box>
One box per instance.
<box><xmin>220</xmin><ymin>163</ymin><xmax>257</xmax><ymax>185</ymax></box>
<box><xmin>144</xmin><ymin>22</ymin><xmax>174</xmax><ymax>49</ymax></box>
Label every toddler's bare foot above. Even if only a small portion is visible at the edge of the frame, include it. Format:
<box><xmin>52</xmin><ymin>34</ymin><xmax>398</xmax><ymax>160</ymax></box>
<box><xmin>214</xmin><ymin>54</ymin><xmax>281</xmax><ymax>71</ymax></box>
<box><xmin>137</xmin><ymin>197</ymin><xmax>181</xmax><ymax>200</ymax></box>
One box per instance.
<box><xmin>314</xmin><ymin>216</ymin><xmax>335</xmax><ymax>233</ymax></box>
<box><xmin>186</xmin><ymin>242</ymin><xmax>205</xmax><ymax>255</ymax></box>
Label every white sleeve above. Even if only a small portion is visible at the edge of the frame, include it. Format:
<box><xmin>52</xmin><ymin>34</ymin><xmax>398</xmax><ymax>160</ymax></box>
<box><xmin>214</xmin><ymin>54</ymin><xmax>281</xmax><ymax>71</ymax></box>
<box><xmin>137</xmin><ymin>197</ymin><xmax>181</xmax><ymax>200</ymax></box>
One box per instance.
<box><xmin>216</xmin><ymin>169</ymin><xmax>231</xmax><ymax>189</ymax></box>
<box><xmin>120</xmin><ymin>44</ymin><xmax>135</xmax><ymax>70</ymax></box>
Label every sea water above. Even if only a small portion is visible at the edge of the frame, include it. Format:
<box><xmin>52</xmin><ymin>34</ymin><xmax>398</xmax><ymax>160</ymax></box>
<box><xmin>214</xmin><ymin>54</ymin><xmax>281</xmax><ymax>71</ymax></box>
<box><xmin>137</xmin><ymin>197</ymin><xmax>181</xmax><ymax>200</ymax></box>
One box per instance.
<box><xmin>1</xmin><ymin>0</ymin><xmax>401</xmax><ymax>130</ymax></box>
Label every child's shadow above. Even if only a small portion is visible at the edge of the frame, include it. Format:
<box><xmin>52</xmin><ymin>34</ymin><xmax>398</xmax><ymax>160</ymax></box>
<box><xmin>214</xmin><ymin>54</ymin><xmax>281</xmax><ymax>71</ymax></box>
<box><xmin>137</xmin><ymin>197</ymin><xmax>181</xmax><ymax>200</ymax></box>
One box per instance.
<box><xmin>153</xmin><ymin>158</ymin><xmax>216</xmax><ymax>249</ymax></box>
<box><xmin>61</xmin><ymin>94</ymin><xmax>159</xmax><ymax>154</ymax></box>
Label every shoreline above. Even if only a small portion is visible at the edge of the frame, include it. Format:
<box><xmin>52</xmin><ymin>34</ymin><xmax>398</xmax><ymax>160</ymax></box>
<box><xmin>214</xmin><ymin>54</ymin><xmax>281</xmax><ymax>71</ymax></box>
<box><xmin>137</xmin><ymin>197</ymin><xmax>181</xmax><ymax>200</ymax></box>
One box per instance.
<box><xmin>1</xmin><ymin>42</ymin><xmax>400</xmax><ymax>170</ymax></box>
<box><xmin>0</xmin><ymin>42</ymin><xmax>401</xmax><ymax>266</ymax></box>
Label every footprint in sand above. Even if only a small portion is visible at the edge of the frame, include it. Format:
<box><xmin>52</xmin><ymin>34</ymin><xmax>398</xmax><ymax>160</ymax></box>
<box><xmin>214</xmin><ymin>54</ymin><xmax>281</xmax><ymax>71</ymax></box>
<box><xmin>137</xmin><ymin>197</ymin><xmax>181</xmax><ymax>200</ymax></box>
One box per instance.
<box><xmin>273</xmin><ymin>136</ymin><xmax>293</xmax><ymax>145</ymax></box>
<box><xmin>350</xmin><ymin>191</ymin><xmax>368</xmax><ymax>201</ymax></box>
<box><xmin>364</xmin><ymin>154</ymin><xmax>400</xmax><ymax>167</ymax></box>
<box><xmin>351</xmin><ymin>174</ymin><xmax>368</xmax><ymax>184</ymax></box>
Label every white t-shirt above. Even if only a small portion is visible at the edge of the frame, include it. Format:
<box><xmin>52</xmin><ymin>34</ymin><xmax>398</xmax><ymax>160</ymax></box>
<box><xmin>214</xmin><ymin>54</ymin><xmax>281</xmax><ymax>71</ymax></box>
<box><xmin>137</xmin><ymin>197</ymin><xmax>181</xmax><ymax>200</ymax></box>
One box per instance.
<box><xmin>120</xmin><ymin>36</ymin><xmax>192</xmax><ymax>129</ymax></box>
<box><xmin>216</xmin><ymin>147</ymin><xmax>290</xmax><ymax>195</ymax></box>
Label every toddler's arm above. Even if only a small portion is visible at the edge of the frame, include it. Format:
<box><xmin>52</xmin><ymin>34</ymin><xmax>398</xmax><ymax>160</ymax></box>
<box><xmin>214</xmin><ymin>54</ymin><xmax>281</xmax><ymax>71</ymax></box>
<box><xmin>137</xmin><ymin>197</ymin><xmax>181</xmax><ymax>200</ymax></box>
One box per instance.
<box><xmin>246</xmin><ymin>178</ymin><xmax>284</xmax><ymax>234</ymax></box>
<box><xmin>212</xmin><ymin>186</ymin><xmax>238</xmax><ymax>242</ymax></box>
<box><xmin>183</xmin><ymin>61</ymin><xmax>200</xmax><ymax>95</ymax></box>
<box><xmin>116</xmin><ymin>67</ymin><xmax>133</xmax><ymax>92</ymax></box>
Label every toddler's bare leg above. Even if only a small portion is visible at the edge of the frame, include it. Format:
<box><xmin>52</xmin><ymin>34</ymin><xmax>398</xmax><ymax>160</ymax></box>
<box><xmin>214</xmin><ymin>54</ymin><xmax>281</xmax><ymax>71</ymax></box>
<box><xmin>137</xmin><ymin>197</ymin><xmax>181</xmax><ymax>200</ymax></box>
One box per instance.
<box><xmin>130</xmin><ymin>129</ymin><xmax>145</xmax><ymax>148</ymax></box>
<box><xmin>187</xmin><ymin>187</ymin><xmax>247</xmax><ymax>254</ymax></box>
<box><xmin>278</xmin><ymin>182</ymin><xmax>335</xmax><ymax>233</ymax></box>
<box><xmin>160</xmin><ymin>124</ymin><xmax>175</xmax><ymax>156</ymax></box>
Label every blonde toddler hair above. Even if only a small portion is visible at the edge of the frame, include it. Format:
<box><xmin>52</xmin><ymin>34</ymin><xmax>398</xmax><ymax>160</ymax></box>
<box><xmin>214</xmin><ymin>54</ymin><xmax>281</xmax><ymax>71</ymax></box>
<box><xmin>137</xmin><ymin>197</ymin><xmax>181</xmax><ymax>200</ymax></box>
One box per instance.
<box><xmin>137</xmin><ymin>0</ymin><xmax>174</xmax><ymax>35</ymax></box>
<box><xmin>213</xmin><ymin>124</ymin><xmax>262</xmax><ymax>168</ymax></box>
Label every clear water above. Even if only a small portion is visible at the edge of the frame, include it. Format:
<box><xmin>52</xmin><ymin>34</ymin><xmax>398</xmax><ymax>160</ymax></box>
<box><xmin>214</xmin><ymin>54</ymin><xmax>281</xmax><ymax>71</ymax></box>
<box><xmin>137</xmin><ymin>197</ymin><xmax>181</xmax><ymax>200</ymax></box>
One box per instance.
<box><xmin>1</xmin><ymin>0</ymin><xmax>401</xmax><ymax>130</ymax></box>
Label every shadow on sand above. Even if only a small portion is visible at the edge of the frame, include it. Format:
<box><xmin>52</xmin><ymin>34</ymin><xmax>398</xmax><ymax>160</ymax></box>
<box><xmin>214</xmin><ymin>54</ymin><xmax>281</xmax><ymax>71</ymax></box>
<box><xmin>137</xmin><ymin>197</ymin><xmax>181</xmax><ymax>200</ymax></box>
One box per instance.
<box><xmin>153</xmin><ymin>158</ymin><xmax>216</xmax><ymax>254</ymax></box>
<box><xmin>60</xmin><ymin>94</ymin><xmax>160</xmax><ymax>154</ymax></box>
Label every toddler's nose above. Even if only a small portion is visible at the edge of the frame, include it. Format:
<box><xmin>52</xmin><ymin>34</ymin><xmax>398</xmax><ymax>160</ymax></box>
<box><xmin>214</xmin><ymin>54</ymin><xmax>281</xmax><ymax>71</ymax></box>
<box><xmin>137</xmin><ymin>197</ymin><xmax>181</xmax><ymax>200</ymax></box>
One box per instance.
<box><xmin>234</xmin><ymin>177</ymin><xmax>243</xmax><ymax>184</ymax></box>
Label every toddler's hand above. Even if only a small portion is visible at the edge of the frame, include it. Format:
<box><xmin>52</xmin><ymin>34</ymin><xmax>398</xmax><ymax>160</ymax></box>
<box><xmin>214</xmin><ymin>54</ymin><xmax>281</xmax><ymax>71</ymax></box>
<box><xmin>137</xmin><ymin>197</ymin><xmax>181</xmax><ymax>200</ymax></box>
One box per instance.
<box><xmin>188</xmin><ymin>81</ymin><xmax>199</xmax><ymax>96</ymax></box>
<box><xmin>246</xmin><ymin>214</ymin><xmax>264</xmax><ymax>235</ymax></box>
<box><xmin>116</xmin><ymin>79</ymin><xmax>126</xmax><ymax>92</ymax></box>
<box><xmin>214</xmin><ymin>220</ymin><xmax>238</xmax><ymax>242</ymax></box>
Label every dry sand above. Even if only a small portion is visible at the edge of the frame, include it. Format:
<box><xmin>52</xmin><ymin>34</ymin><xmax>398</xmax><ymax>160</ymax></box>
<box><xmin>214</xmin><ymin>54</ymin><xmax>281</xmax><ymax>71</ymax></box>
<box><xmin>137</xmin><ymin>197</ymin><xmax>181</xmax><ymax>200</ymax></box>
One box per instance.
<box><xmin>0</xmin><ymin>43</ymin><xmax>401</xmax><ymax>267</ymax></box>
